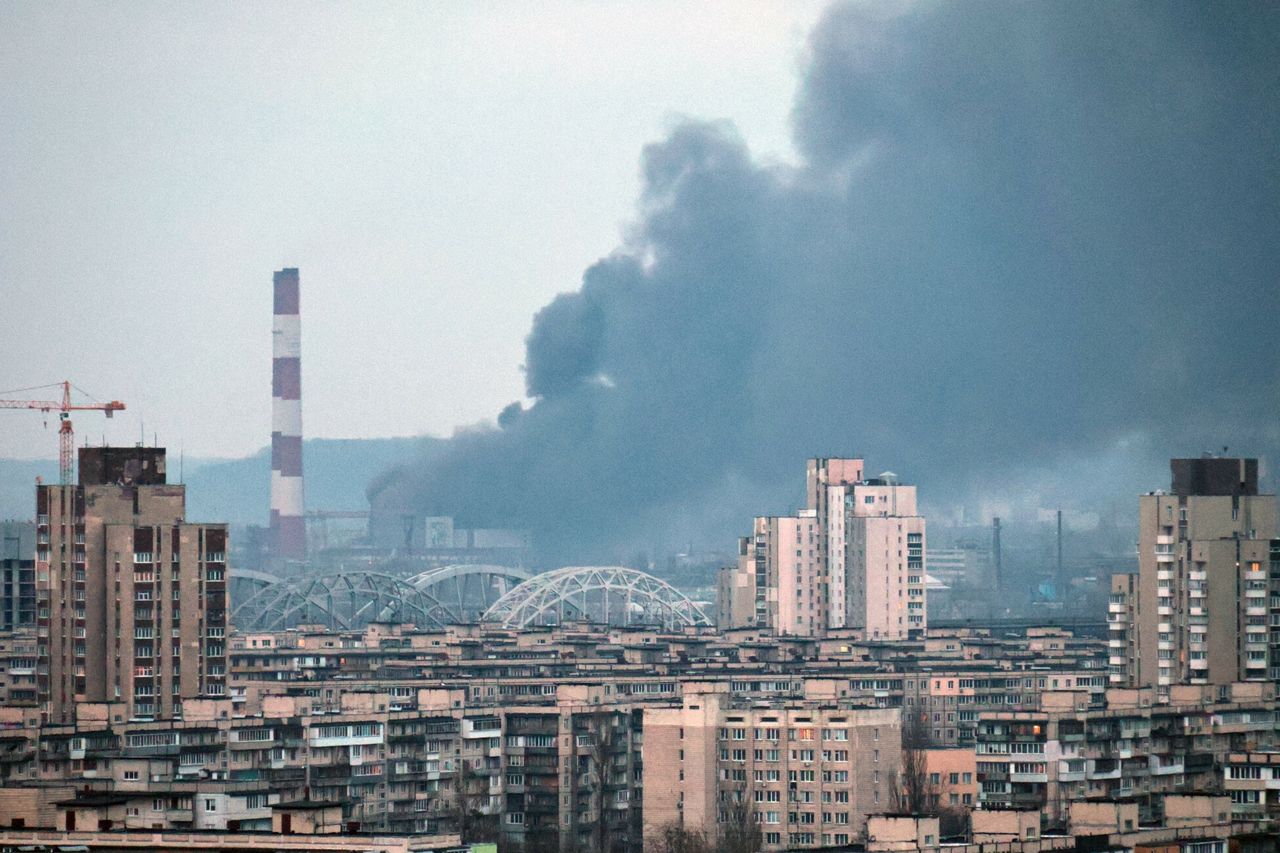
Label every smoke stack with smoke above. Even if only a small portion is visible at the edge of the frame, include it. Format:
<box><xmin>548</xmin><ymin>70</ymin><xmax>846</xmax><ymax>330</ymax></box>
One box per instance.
<box><xmin>369</xmin><ymin>1</ymin><xmax>1280</xmax><ymax>564</ymax></box>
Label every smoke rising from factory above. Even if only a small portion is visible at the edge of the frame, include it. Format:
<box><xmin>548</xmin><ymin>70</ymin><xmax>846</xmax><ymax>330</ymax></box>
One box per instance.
<box><xmin>369</xmin><ymin>1</ymin><xmax>1280</xmax><ymax>562</ymax></box>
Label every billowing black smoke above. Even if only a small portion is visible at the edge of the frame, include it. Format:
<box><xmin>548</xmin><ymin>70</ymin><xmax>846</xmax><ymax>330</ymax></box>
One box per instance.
<box><xmin>370</xmin><ymin>1</ymin><xmax>1280</xmax><ymax>562</ymax></box>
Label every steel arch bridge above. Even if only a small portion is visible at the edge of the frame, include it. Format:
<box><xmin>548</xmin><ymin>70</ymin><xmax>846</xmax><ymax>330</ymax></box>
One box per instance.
<box><xmin>406</xmin><ymin>564</ymin><xmax>533</xmax><ymax>623</ymax></box>
<box><xmin>481</xmin><ymin>566</ymin><xmax>711</xmax><ymax>630</ymax></box>
<box><xmin>231</xmin><ymin>571</ymin><xmax>455</xmax><ymax>631</ymax></box>
<box><xmin>228</xmin><ymin>568</ymin><xmax>283</xmax><ymax>608</ymax></box>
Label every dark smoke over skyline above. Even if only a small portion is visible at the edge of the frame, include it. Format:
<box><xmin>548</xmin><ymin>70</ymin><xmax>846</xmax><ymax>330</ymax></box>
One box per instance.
<box><xmin>370</xmin><ymin>1</ymin><xmax>1280</xmax><ymax>562</ymax></box>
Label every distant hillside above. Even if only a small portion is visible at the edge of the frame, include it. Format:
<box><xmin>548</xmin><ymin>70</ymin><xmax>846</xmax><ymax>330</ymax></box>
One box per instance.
<box><xmin>0</xmin><ymin>437</ymin><xmax>444</xmax><ymax>525</ymax></box>
<box><xmin>0</xmin><ymin>459</ymin><xmax>57</xmax><ymax>521</ymax></box>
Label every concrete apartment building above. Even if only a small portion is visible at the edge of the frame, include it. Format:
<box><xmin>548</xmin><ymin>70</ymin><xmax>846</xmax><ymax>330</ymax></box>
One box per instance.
<box><xmin>976</xmin><ymin>681</ymin><xmax>1279</xmax><ymax>824</ymax></box>
<box><xmin>1225</xmin><ymin>751</ymin><xmax>1280</xmax><ymax>818</ymax></box>
<box><xmin>1113</xmin><ymin>457</ymin><xmax>1278</xmax><ymax>698</ymax></box>
<box><xmin>642</xmin><ymin>681</ymin><xmax>901</xmax><ymax>850</ymax></box>
<box><xmin>1106</xmin><ymin>572</ymin><xmax>1138</xmax><ymax>686</ymax></box>
<box><xmin>36</xmin><ymin>447</ymin><xmax>228</xmax><ymax>724</ymax></box>
<box><xmin>0</xmin><ymin>630</ymin><xmax>38</xmax><ymax>707</ymax></box>
<box><xmin>720</xmin><ymin>458</ymin><xmax>927</xmax><ymax>639</ymax></box>
<box><xmin>2</xmin><ymin>520</ymin><xmax>36</xmax><ymax>631</ymax></box>
<box><xmin>2</xmin><ymin>615</ymin><xmax>1278</xmax><ymax>850</ymax></box>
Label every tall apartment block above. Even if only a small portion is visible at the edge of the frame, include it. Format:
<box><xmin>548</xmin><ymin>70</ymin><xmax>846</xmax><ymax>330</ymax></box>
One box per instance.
<box><xmin>642</xmin><ymin>681</ymin><xmax>901</xmax><ymax>849</ymax></box>
<box><xmin>719</xmin><ymin>458</ymin><xmax>926</xmax><ymax>639</ymax></box>
<box><xmin>270</xmin><ymin>267</ymin><xmax>306</xmax><ymax>563</ymax></box>
<box><xmin>35</xmin><ymin>447</ymin><xmax>228</xmax><ymax>724</ymax></box>
<box><xmin>1106</xmin><ymin>572</ymin><xmax>1138</xmax><ymax>686</ymax></box>
<box><xmin>2</xmin><ymin>520</ymin><xmax>36</xmax><ymax>630</ymax></box>
<box><xmin>1115</xmin><ymin>457</ymin><xmax>1278</xmax><ymax>698</ymax></box>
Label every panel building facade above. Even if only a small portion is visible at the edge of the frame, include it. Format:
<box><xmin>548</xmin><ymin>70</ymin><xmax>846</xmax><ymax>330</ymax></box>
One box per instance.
<box><xmin>1114</xmin><ymin>457</ymin><xmax>1278</xmax><ymax>698</ymax></box>
<box><xmin>36</xmin><ymin>447</ymin><xmax>228</xmax><ymax>724</ymax></box>
<box><xmin>719</xmin><ymin>458</ymin><xmax>926</xmax><ymax>639</ymax></box>
<box><xmin>2</xmin><ymin>520</ymin><xmax>36</xmax><ymax>630</ymax></box>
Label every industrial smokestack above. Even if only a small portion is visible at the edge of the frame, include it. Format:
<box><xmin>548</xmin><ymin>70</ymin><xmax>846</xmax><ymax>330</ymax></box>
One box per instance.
<box><xmin>992</xmin><ymin>517</ymin><xmax>1002</xmax><ymax>588</ymax></box>
<box><xmin>1055</xmin><ymin>508</ymin><xmax>1063</xmax><ymax>598</ymax></box>
<box><xmin>270</xmin><ymin>268</ymin><xmax>306</xmax><ymax>564</ymax></box>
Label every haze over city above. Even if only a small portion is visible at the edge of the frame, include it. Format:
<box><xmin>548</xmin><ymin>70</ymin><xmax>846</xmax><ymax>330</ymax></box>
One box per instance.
<box><xmin>1</xmin><ymin>4</ymin><xmax>1279</xmax><ymax>853</ymax></box>
<box><xmin>4</xmin><ymin>1</ymin><xmax>1276</xmax><ymax>564</ymax></box>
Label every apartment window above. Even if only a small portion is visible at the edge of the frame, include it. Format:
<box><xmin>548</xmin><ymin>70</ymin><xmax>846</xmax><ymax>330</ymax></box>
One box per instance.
<box><xmin>123</xmin><ymin>770</ymin><xmax>139</xmax><ymax>781</ymax></box>
<box><xmin>1229</xmin><ymin>766</ymin><xmax>1262</xmax><ymax>780</ymax></box>
<box><xmin>204</xmin><ymin>799</ymin><xmax>216</xmax><ymax>812</ymax></box>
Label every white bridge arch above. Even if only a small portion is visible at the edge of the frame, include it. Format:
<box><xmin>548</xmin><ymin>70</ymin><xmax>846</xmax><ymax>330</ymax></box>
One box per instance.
<box><xmin>230</xmin><ymin>564</ymin><xmax>533</xmax><ymax>630</ymax></box>
<box><xmin>481</xmin><ymin>566</ymin><xmax>711</xmax><ymax>631</ymax></box>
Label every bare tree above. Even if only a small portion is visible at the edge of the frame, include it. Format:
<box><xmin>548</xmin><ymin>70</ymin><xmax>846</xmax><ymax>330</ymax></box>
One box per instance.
<box><xmin>890</xmin><ymin>709</ymin><xmax>935</xmax><ymax>815</ymax></box>
<box><xmin>716</xmin><ymin>795</ymin><xmax>762</xmax><ymax>853</ymax></box>
<box><xmin>649</xmin><ymin>822</ymin><xmax>711</xmax><ymax>853</ymax></box>
<box><xmin>448</xmin><ymin>759</ymin><xmax>498</xmax><ymax>844</ymax></box>
<box><xmin>570</xmin><ymin>710</ymin><xmax>625</xmax><ymax>853</ymax></box>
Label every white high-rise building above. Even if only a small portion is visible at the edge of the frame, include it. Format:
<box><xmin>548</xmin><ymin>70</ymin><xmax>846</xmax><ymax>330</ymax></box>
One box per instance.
<box><xmin>718</xmin><ymin>457</ymin><xmax>927</xmax><ymax>639</ymax></box>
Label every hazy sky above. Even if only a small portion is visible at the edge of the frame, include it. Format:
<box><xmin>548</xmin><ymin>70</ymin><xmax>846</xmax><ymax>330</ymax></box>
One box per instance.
<box><xmin>370</xmin><ymin>0</ymin><xmax>1279</xmax><ymax>559</ymax></box>
<box><xmin>0</xmin><ymin>1</ymin><xmax>824</xmax><ymax>460</ymax></box>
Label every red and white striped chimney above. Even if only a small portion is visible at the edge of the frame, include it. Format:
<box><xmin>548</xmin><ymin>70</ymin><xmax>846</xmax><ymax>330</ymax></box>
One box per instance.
<box><xmin>270</xmin><ymin>268</ymin><xmax>306</xmax><ymax>563</ymax></box>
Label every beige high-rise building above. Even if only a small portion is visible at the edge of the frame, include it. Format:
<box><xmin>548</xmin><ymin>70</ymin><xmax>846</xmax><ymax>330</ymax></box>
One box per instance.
<box><xmin>1106</xmin><ymin>572</ymin><xmax>1138</xmax><ymax>686</ymax></box>
<box><xmin>838</xmin><ymin>475</ymin><xmax>926</xmax><ymax>639</ymax></box>
<box><xmin>719</xmin><ymin>458</ymin><xmax>926</xmax><ymax>639</ymax></box>
<box><xmin>642</xmin><ymin>682</ymin><xmax>901</xmax><ymax>850</ymax></box>
<box><xmin>36</xmin><ymin>447</ymin><xmax>228</xmax><ymax>724</ymax></box>
<box><xmin>1123</xmin><ymin>457</ymin><xmax>1277</xmax><ymax>698</ymax></box>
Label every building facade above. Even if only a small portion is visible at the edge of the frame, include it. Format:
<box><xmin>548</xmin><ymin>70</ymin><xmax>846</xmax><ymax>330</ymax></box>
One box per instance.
<box><xmin>2</xmin><ymin>520</ymin><xmax>35</xmax><ymax>631</ymax></box>
<box><xmin>36</xmin><ymin>447</ymin><xmax>228</xmax><ymax>724</ymax></box>
<box><xmin>642</xmin><ymin>681</ymin><xmax>901</xmax><ymax>850</ymax></box>
<box><xmin>719</xmin><ymin>458</ymin><xmax>927</xmax><ymax>639</ymax></box>
<box><xmin>1107</xmin><ymin>572</ymin><xmax>1137</xmax><ymax>686</ymax></box>
<box><xmin>1121</xmin><ymin>457</ymin><xmax>1278</xmax><ymax>697</ymax></box>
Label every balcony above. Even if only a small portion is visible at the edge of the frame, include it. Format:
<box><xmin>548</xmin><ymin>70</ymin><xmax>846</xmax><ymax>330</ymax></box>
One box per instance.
<box><xmin>1087</xmin><ymin>760</ymin><xmax>1121</xmax><ymax>780</ymax></box>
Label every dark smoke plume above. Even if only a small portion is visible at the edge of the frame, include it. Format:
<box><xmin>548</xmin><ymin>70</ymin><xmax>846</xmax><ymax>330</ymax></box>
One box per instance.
<box><xmin>370</xmin><ymin>1</ymin><xmax>1280</xmax><ymax>562</ymax></box>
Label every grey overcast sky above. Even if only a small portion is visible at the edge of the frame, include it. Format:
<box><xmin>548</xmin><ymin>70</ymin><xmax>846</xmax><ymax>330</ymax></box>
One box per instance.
<box><xmin>0</xmin><ymin>1</ymin><xmax>824</xmax><ymax>460</ymax></box>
